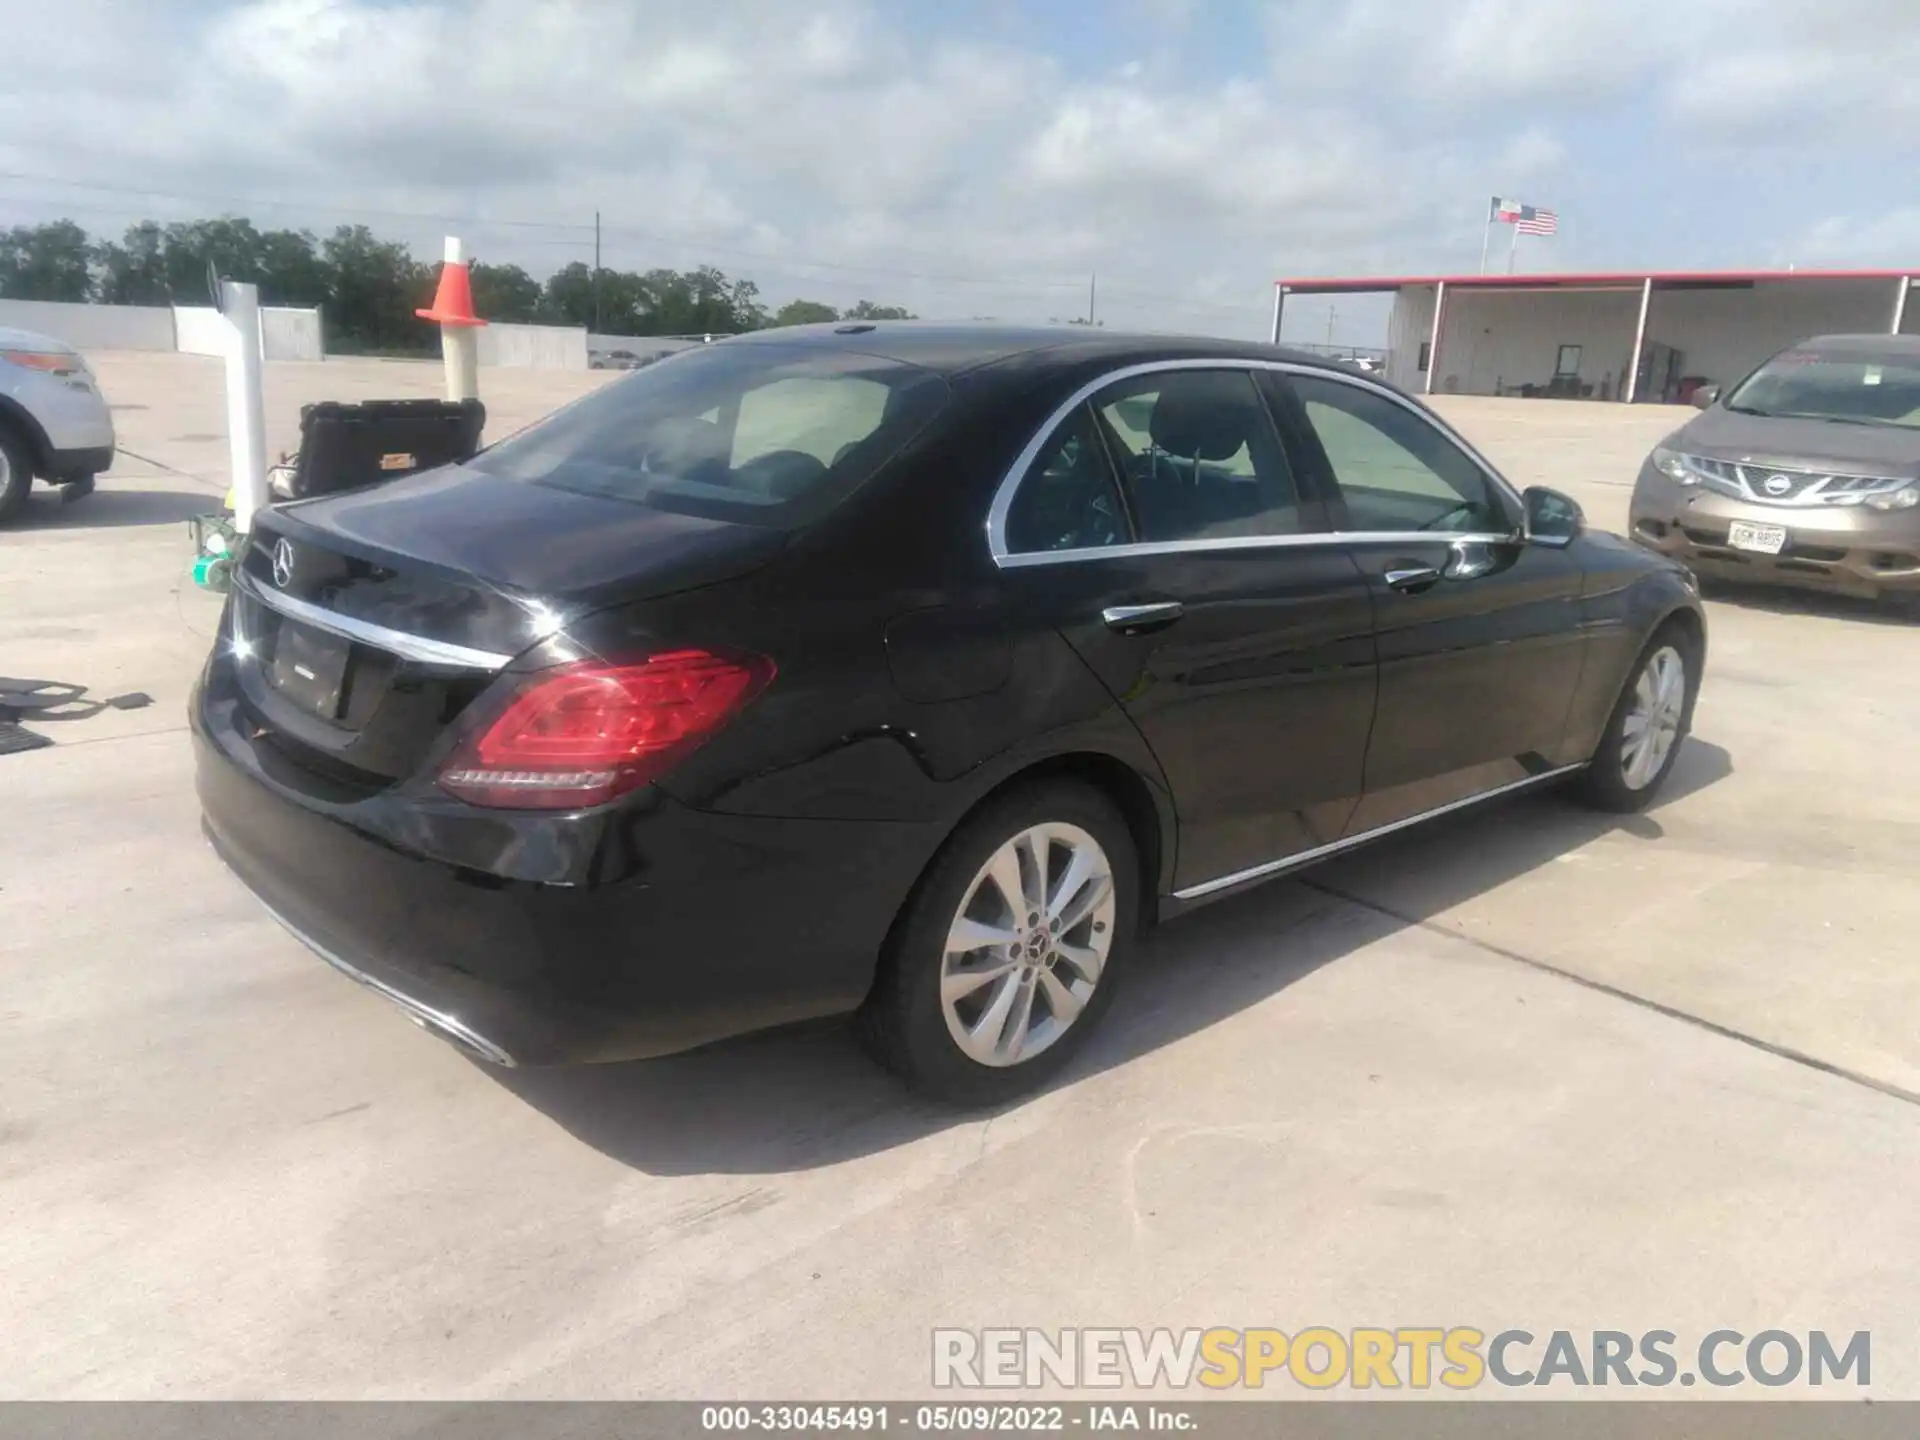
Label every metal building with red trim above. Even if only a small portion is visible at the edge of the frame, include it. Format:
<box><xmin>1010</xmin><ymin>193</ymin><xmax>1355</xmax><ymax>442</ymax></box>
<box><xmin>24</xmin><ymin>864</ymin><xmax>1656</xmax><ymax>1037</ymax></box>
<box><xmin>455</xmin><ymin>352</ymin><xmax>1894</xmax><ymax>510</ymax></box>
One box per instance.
<box><xmin>1270</xmin><ymin>269</ymin><xmax>1917</xmax><ymax>405</ymax></box>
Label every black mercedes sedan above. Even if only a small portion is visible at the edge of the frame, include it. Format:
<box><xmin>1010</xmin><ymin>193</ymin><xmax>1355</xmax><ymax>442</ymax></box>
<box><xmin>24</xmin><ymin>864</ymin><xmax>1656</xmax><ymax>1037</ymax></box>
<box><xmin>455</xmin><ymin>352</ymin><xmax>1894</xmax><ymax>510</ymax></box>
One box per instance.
<box><xmin>193</xmin><ymin>324</ymin><xmax>1707</xmax><ymax>1104</ymax></box>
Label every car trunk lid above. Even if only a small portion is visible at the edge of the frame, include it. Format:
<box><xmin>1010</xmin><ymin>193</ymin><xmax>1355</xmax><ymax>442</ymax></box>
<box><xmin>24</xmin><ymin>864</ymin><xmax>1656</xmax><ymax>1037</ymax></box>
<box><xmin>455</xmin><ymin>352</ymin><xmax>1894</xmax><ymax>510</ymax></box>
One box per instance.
<box><xmin>228</xmin><ymin>464</ymin><xmax>786</xmax><ymax>788</ymax></box>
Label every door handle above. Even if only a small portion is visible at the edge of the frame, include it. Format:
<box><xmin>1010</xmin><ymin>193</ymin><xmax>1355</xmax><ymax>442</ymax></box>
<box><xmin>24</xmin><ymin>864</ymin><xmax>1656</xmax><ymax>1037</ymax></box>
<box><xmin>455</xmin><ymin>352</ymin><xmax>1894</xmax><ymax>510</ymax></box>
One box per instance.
<box><xmin>1383</xmin><ymin>566</ymin><xmax>1442</xmax><ymax>593</ymax></box>
<box><xmin>1102</xmin><ymin>601</ymin><xmax>1185</xmax><ymax>634</ymax></box>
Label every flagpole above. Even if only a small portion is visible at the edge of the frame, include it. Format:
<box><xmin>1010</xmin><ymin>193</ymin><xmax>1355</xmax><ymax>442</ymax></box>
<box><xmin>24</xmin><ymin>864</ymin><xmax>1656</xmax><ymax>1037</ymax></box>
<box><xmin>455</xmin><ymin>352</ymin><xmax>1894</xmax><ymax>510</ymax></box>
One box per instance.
<box><xmin>1507</xmin><ymin>222</ymin><xmax>1521</xmax><ymax>275</ymax></box>
<box><xmin>1479</xmin><ymin>218</ymin><xmax>1492</xmax><ymax>275</ymax></box>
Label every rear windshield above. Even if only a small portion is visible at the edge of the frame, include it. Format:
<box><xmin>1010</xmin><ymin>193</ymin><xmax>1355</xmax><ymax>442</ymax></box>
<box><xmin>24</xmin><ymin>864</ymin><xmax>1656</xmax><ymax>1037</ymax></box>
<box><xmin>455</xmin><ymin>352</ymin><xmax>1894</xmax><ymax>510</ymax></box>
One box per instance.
<box><xmin>1727</xmin><ymin>350</ymin><xmax>1920</xmax><ymax>429</ymax></box>
<box><xmin>471</xmin><ymin>341</ymin><xmax>949</xmax><ymax>524</ymax></box>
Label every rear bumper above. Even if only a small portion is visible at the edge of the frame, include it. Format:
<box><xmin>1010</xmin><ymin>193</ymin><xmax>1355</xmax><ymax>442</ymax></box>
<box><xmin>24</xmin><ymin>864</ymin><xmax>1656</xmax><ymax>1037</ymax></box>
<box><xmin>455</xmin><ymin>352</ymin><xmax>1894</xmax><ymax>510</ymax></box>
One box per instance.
<box><xmin>48</xmin><ymin>443</ymin><xmax>114</xmax><ymax>481</ymax></box>
<box><xmin>21</xmin><ymin>374</ymin><xmax>115</xmax><ymax>460</ymax></box>
<box><xmin>1628</xmin><ymin>468</ymin><xmax>1920</xmax><ymax>597</ymax></box>
<box><xmin>192</xmin><ymin>668</ymin><xmax>940</xmax><ymax>1065</ymax></box>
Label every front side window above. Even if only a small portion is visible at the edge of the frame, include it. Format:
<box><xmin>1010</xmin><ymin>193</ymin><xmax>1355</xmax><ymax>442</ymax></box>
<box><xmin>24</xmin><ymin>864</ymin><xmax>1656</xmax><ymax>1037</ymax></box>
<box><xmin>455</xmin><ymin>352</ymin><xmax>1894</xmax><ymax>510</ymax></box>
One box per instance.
<box><xmin>1091</xmin><ymin>369</ymin><xmax>1307</xmax><ymax>542</ymax></box>
<box><xmin>472</xmin><ymin>342</ymin><xmax>949</xmax><ymax>525</ymax></box>
<box><xmin>1004</xmin><ymin>405</ymin><xmax>1132</xmax><ymax>555</ymax></box>
<box><xmin>1289</xmin><ymin>373</ymin><xmax>1511</xmax><ymax>534</ymax></box>
<box><xmin>1727</xmin><ymin>348</ymin><xmax>1920</xmax><ymax>429</ymax></box>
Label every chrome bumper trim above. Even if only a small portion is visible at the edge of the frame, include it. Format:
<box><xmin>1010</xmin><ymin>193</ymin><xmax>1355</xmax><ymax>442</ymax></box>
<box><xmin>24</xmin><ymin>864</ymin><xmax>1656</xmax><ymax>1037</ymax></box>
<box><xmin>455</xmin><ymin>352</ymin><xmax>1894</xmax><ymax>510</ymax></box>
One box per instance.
<box><xmin>249</xmin><ymin>892</ymin><xmax>518</xmax><ymax>1068</ymax></box>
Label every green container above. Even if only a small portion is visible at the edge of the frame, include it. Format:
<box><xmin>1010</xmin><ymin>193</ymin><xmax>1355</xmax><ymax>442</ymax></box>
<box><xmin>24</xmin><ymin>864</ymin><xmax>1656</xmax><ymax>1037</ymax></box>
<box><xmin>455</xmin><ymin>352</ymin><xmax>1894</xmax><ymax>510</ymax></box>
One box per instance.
<box><xmin>192</xmin><ymin>554</ymin><xmax>232</xmax><ymax>593</ymax></box>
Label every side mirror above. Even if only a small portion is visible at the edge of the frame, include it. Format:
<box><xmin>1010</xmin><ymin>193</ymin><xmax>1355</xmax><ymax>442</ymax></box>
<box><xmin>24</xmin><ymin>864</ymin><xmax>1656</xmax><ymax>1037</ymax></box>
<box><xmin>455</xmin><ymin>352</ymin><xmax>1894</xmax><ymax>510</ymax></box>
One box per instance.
<box><xmin>1523</xmin><ymin>486</ymin><xmax>1583</xmax><ymax>548</ymax></box>
<box><xmin>1690</xmin><ymin>384</ymin><xmax>1719</xmax><ymax>410</ymax></box>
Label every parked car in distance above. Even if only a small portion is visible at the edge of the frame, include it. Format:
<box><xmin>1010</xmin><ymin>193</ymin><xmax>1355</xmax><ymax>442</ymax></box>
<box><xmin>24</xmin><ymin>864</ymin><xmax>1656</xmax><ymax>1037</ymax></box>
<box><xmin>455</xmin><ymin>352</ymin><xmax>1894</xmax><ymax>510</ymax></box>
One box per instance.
<box><xmin>1629</xmin><ymin>334</ymin><xmax>1920</xmax><ymax>602</ymax></box>
<box><xmin>0</xmin><ymin>326</ymin><xmax>116</xmax><ymax>523</ymax></box>
<box><xmin>194</xmin><ymin>324</ymin><xmax>1707</xmax><ymax>1104</ymax></box>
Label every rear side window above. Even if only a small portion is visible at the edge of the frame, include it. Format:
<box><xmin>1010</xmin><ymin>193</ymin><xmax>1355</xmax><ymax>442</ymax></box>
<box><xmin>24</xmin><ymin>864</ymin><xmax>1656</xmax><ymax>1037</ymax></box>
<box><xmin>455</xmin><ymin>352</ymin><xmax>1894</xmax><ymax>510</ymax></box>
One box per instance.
<box><xmin>1091</xmin><ymin>369</ymin><xmax>1307</xmax><ymax>542</ymax></box>
<box><xmin>473</xmin><ymin>343</ymin><xmax>948</xmax><ymax>525</ymax></box>
<box><xmin>1004</xmin><ymin>406</ymin><xmax>1132</xmax><ymax>555</ymax></box>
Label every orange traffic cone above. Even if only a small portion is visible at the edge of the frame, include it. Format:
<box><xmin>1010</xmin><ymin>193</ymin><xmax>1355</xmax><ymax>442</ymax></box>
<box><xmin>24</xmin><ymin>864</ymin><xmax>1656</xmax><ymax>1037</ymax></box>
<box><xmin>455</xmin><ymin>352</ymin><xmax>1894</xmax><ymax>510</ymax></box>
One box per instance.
<box><xmin>417</xmin><ymin>245</ymin><xmax>487</xmax><ymax>328</ymax></box>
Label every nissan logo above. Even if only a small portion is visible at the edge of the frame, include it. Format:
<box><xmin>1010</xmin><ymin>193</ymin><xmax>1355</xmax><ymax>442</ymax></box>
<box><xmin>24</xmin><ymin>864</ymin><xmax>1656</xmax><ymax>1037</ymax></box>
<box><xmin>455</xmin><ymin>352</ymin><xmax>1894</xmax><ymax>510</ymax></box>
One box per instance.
<box><xmin>271</xmin><ymin>537</ymin><xmax>295</xmax><ymax>588</ymax></box>
<box><xmin>1763</xmin><ymin>473</ymin><xmax>1794</xmax><ymax>496</ymax></box>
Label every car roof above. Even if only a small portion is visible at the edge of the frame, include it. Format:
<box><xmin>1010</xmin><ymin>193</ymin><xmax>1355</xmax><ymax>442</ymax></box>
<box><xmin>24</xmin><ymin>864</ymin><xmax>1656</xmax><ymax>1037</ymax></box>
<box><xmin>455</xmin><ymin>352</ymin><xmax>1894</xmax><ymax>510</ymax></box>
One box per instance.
<box><xmin>717</xmin><ymin>320</ymin><xmax>1346</xmax><ymax>378</ymax></box>
<box><xmin>1790</xmin><ymin>333</ymin><xmax>1920</xmax><ymax>359</ymax></box>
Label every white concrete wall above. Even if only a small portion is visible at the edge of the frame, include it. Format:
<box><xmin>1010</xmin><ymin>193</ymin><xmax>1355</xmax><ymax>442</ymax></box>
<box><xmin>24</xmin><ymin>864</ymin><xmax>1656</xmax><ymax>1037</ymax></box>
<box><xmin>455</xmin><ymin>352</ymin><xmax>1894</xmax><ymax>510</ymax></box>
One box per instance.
<box><xmin>0</xmin><ymin>298</ymin><xmax>176</xmax><ymax>352</ymax></box>
<box><xmin>1385</xmin><ymin>288</ymin><xmax>1436</xmax><ymax>391</ymax></box>
<box><xmin>171</xmin><ymin>305</ymin><xmax>229</xmax><ymax>357</ymax></box>
<box><xmin>259</xmin><ymin>307</ymin><xmax>325</xmax><ymax>362</ymax></box>
<box><xmin>1387</xmin><ymin>276</ymin><xmax>1914</xmax><ymax>401</ymax></box>
<box><xmin>1438</xmin><ymin>288</ymin><xmax>1642</xmax><ymax>399</ymax></box>
<box><xmin>175</xmin><ymin>305</ymin><xmax>326</xmax><ymax>362</ymax></box>
<box><xmin>587</xmin><ymin>333</ymin><xmax>702</xmax><ymax>362</ymax></box>
<box><xmin>476</xmin><ymin>322</ymin><xmax>589</xmax><ymax>370</ymax></box>
<box><xmin>1643</xmin><ymin>278</ymin><xmax>1901</xmax><ymax>391</ymax></box>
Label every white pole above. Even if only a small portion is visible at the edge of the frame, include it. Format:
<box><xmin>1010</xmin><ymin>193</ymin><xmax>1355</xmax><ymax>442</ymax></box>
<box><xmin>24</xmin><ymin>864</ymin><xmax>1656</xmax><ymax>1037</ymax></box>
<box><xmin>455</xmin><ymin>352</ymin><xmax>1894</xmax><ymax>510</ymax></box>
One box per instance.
<box><xmin>1891</xmin><ymin>276</ymin><xmax>1911</xmax><ymax>335</ymax></box>
<box><xmin>1424</xmin><ymin>281</ymin><xmax>1447</xmax><ymax>396</ymax></box>
<box><xmin>221</xmin><ymin>280</ymin><xmax>269</xmax><ymax>534</ymax></box>
<box><xmin>1506</xmin><ymin>224</ymin><xmax>1520</xmax><ymax>275</ymax></box>
<box><xmin>1269</xmin><ymin>284</ymin><xmax>1285</xmax><ymax>345</ymax></box>
<box><xmin>441</xmin><ymin>236</ymin><xmax>479</xmax><ymax>404</ymax></box>
<box><xmin>1479</xmin><ymin>220</ymin><xmax>1492</xmax><ymax>275</ymax></box>
<box><xmin>1625</xmin><ymin>276</ymin><xmax>1653</xmax><ymax>405</ymax></box>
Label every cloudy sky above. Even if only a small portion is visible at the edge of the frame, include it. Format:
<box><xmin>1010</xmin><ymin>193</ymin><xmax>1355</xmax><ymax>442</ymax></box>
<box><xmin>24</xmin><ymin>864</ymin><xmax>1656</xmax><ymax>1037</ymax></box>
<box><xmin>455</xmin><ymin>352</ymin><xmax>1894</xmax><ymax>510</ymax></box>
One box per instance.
<box><xmin>3</xmin><ymin>0</ymin><xmax>1917</xmax><ymax>342</ymax></box>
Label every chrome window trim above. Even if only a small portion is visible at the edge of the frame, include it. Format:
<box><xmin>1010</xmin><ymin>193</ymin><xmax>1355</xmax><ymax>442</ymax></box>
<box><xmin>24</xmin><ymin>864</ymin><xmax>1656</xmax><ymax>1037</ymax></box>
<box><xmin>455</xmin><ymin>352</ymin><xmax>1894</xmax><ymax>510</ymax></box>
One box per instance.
<box><xmin>985</xmin><ymin>357</ymin><xmax>1526</xmax><ymax>568</ymax></box>
<box><xmin>1171</xmin><ymin>762</ymin><xmax>1586</xmax><ymax>901</ymax></box>
<box><xmin>995</xmin><ymin>528</ymin><xmax>1520</xmax><ymax>569</ymax></box>
<box><xmin>233</xmin><ymin>569</ymin><xmax>516</xmax><ymax>671</ymax></box>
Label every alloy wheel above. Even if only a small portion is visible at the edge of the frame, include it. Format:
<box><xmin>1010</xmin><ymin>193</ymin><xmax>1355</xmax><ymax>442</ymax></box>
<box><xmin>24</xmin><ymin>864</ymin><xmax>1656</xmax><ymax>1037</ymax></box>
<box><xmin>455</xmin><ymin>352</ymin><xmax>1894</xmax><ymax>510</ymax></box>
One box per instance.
<box><xmin>1620</xmin><ymin>645</ymin><xmax>1686</xmax><ymax>790</ymax></box>
<box><xmin>939</xmin><ymin>822</ymin><xmax>1116</xmax><ymax>1068</ymax></box>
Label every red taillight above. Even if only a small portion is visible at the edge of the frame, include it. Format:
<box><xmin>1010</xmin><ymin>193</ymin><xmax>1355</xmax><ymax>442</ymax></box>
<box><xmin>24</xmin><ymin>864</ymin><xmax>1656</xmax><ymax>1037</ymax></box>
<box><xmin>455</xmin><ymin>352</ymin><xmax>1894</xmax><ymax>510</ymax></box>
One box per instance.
<box><xmin>437</xmin><ymin>649</ymin><xmax>774</xmax><ymax>810</ymax></box>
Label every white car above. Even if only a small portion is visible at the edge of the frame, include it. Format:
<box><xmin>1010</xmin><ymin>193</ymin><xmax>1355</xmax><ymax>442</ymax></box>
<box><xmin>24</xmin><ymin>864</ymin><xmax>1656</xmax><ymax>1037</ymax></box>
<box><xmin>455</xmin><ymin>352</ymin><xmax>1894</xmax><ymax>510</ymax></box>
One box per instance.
<box><xmin>0</xmin><ymin>326</ymin><xmax>116</xmax><ymax>523</ymax></box>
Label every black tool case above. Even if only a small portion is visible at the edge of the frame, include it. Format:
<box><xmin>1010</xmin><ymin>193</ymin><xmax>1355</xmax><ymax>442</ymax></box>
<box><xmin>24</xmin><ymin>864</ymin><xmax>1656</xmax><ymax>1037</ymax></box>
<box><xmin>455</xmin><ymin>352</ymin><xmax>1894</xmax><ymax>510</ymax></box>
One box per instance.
<box><xmin>287</xmin><ymin>398</ymin><xmax>486</xmax><ymax>499</ymax></box>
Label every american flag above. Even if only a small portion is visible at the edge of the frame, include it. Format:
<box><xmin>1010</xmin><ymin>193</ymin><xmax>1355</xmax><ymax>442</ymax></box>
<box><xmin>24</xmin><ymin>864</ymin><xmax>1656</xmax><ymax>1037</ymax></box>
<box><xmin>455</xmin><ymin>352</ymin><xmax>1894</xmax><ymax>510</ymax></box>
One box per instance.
<box><xmin>1515</xmin><ymin>207</ymin><xmax>1559</xmax><ymax>236</ymax></box>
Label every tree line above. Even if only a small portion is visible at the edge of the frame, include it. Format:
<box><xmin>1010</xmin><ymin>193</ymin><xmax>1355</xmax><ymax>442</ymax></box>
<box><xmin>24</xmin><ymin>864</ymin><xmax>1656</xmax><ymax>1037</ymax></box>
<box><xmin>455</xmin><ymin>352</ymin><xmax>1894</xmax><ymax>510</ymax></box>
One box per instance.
<box><xmin>0</xmin><ymin>217</ymin><xmax>915</xmax><ymax>353</ymax></box>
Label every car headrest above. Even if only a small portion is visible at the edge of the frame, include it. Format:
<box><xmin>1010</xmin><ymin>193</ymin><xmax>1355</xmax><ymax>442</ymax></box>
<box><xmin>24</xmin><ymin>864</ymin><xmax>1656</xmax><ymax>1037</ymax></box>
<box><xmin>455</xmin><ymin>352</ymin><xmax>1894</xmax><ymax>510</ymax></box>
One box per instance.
<box><xmin>1147</xmin><ymin>385</ymin><xmax>1249</xmax><ymax>461</ymax></box>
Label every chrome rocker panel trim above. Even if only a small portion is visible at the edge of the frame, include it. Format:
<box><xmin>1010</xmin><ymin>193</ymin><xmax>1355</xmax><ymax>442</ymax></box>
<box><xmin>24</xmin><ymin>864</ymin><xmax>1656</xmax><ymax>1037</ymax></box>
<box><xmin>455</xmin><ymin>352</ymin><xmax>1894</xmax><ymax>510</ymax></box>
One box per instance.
<box><xmin>1172</xmin><ymin>763</ymin><xmax>1588</xmax><ymax>902</ymax></box>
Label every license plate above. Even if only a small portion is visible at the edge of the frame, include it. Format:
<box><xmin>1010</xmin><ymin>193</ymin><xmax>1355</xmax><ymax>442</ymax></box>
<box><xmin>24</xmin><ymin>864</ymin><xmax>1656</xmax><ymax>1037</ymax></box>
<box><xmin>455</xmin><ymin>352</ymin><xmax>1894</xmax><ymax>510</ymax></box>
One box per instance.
<box><xmin>1727</xmin><ymin>521</ymin><xmax>1788</xmax><ymax>555</ymax></box>
<box><xmin>268</xmin><ymin>620</ymin><xmax>350</xmax><ymax>718</ymax></box>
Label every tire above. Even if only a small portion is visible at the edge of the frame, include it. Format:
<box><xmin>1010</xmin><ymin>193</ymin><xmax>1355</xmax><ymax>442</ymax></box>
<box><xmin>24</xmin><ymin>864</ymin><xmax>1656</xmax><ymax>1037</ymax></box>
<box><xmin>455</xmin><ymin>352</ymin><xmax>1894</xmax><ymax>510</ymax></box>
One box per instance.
<box><xmin>857</xmin><ymin>780</ymin><xmax>1140</xmax><ymax>1106</ymax></box>
<box><xmin>1576</xmin><ymin>621</ymin><xmax>1701</xmax><ymax>813</ymax></box>
<box><xmin>0</xmin><ymin>422</ymin><xmax>33</xmax><ymax>525</ymax></box>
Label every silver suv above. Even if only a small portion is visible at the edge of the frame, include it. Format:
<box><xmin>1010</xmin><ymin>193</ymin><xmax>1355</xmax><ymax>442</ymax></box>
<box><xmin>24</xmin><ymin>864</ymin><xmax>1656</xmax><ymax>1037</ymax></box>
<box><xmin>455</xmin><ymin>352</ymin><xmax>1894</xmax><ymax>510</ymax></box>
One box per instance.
<box><xmin>1628</xmin><ymin>334</ymin><xmax>1920</xmax><ymax>603</ymax></box>
<box><xmin>0</xmin><ymin>326</ymin><xmax>116</xmax><ymax>524</ymax></box>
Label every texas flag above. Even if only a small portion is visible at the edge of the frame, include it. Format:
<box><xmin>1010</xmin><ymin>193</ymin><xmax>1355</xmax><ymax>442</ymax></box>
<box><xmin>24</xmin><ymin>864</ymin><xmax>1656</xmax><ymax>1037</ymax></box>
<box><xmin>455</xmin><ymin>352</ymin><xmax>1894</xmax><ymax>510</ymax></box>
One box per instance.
<box><xmin>1491</xmin><ymin>197</ymin><xmax>1559</xmax><ymax>234</ymax></box>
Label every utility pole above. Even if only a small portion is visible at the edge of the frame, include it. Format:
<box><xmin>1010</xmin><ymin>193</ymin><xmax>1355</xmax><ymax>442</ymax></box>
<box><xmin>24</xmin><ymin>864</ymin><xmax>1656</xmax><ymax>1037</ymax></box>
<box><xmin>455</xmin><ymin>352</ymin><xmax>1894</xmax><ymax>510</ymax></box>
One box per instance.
<box><xmin>1088</xmin><ymin>272</ymin><xmax>1097</xmax><ymax>326</ymax></box>
<box><xmin>593</xmin><ymin>210</ymin><xmax>602</xmax><ymax>333</ymax></box>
